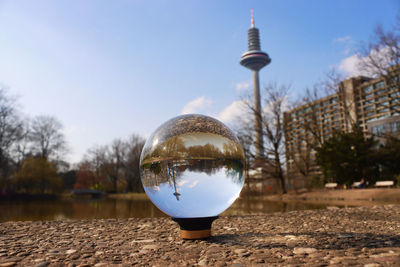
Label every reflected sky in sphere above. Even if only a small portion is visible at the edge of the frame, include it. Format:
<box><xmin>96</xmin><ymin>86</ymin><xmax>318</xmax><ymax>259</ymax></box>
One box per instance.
<box><xmin>140</xmin><ymin>114</ymin><xmax>245</xmax><ymax>218</ymax></box>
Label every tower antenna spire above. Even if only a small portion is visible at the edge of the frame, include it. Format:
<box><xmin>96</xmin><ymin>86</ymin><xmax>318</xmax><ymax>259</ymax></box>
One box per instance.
<box><xmin>251</xmin><ymin>8</ymin><xmax>255</xmax><ymax>28</ymax></box>
<box><xmin>240</xmin><ymin>9</ymin><xmax>271</xmax><ymax>160</ymax></box>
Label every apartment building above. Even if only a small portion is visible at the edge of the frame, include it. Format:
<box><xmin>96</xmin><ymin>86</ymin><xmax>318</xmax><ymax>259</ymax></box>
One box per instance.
<box><xmin>283</xmin><ymin>67</ymin><xmax>400</xmax><ymax>186</ymax></box>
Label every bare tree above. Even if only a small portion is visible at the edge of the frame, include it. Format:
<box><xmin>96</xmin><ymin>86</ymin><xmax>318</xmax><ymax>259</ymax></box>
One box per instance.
<box><xmin>357</xmin><ymin>14</ymin><xmax>400</xmax><ymax>114</ymax></box>
<box><xmin>358</xmin><ymin>19</ymin><xmax>400</xmax><ymax>78</ymax></box>
<box><xmin>233</xmin><ymin>113</ymin><xmax>255</xmax><ymax>191</ymax></box>
<box><xmin>238</xmin><ymin>83</ymin><xmax>290</xmax><ymax>194</ymax></box>
<box><xmin>81</xmin><ymin>134</ymin><xmax>145</xmax><ymax>193</ymax></box>
<box><xmin>301</xmin><ymin>87</ymin><xmax>324</xmax><ymax>145</ymax></box>
<box><xmin>262</xmin><ymin>83</ymin><xmax>290</xmax><ymax>194</ymax></box>
<box><xmin>86</xmin><ymin>145</ymin><xmax>108</xmax><ymax>180</ymax></box>
<box><xmin>103</xmin><ymin>138</ymin><xmax>128</xmax><ymax>193</ymax></box>
<box><xmin>29</xmin><ymin>115</ymin><xmax>68</xmax><ymax>162</ymax></box>
<box><xmin>12</xmin><ymin>119</ymin><xmax>31</xmax><ymax>168</ymax></box>
<box><xmin>81</xmin><ymin>144</ymin><xmax>110</xmax><ymax>189</ymax></box>
<box><xmin>0</xmin><ymin>87</ymin><xmax>23</xmax><ymax>180</ymax></box>
<box><xmin>124</xmin><ymin>134</ymin><xmax>145</xmax><ymax>192</ymax></box>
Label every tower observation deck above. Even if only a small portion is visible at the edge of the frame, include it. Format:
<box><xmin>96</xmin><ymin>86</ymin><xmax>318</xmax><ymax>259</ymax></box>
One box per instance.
<box><xmin>240</xmin><ymin>9</ymin><xmax>271</xmax><ymax>160</ymax></box>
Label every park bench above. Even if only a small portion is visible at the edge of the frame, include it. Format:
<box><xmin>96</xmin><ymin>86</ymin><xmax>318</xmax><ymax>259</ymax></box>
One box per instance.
<box><xmin>375</xmin><ymin>181</ymin><xmax>394</xmax><ymax>188</ymax></box>
<box><xmin>325</xmin><ymin>183</ymin><xmax>338</xmax><ymax>189</ymax></box>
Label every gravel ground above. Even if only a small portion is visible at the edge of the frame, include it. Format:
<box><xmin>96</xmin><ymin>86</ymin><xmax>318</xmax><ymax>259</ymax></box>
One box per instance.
<box><xmin>1</xmin><ymin>205</ymin><xmax>400</xmax><ymax>266</ymax></box>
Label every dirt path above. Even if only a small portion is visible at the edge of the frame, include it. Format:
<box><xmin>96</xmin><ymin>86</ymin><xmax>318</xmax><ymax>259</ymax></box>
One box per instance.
<box><xmin>1</xmin><ymin>205</ymin><xmax>400</xmax><ymax>266</ymax></box>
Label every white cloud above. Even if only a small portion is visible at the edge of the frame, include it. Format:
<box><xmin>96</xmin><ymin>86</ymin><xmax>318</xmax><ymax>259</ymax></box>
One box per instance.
<box><xmin>235</xmin><ymin>81</ymin><xmax>250</xmax><ymax>94</ymax></box>
<box><xmin>334</xmin><ymin>35</ymin><xmax>352</xmax><ymax>43</ymax></box>
<box><xmin>338</xmin><ymin>45</ymin><xmax>395</xmax><ymax>77</ymax></box>
<box><xmin>217</xmin><ymin>100</ymin><xmax>249</xmax><ymax>125</ymax></box>
<box><xmin>338</xmin><ymin>53</ymin><xmax>363</xmax><ymax>77</ymax></box>
<box><xmin>177</xmin><ymin>180</ymin><xmax>188</xmax><ymax>187</ymax></box>
<box><xmin>333</xmin><ymin>35</ymin><xmax>354</xmax><ymax>56</ymax></box>
<box><xmin>187</xmin><ymin>180</ymin><xmax>199</xmax><ymax>188</ymax></box>
<box><xmin>181</xmin><ymin>96</ymin><xmax>213</xmax><ymax>115</ymax></box>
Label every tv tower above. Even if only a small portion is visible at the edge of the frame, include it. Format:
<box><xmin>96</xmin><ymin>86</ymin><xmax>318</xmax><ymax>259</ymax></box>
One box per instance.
<box><xmin>240</xmin><ymin>9</ymin><xmax>271</xmax><ymax>160</ymax></box>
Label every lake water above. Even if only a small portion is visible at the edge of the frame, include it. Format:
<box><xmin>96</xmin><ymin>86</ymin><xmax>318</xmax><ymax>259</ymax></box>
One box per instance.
<box><xmin>0</xmin><ymin>196</ymin><xmax>341</xmax><ymax>222</ymax></box>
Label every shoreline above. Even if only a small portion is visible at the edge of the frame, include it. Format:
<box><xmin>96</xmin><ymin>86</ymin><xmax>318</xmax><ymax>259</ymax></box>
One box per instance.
<box><xmin>1</xmin><ymin>205</ymin><xmax>399</xmax><ymax>266</ymax></box>
<box><xmin>2</xmin><ymin>188</ymin><xmax>399</xmax><ymax>202</ymax></box>
<box><xmin>107</xmin><ymin>188</ymin><xmax>400</xmax><ymax>203</ymax></box>
<box><xmin>264</xmin><ymin>188</ymin><xmax>400</xmax><ymax>202</ymax></box>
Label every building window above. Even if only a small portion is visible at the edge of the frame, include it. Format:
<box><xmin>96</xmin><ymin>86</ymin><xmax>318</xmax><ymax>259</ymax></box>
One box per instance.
<box><xmin>389</xmin><ymin>91</ymin><xmax>400</xmax><ymax>98</ymax></box>
<box><xmin>377</xmin><ymin>96</ymin><xmax>388</xmax><ymax>102</ymax></box>
<box><xmin>364</xmin><ymin>99</ymin><xmax>374</xmax><ymax>105</ymax></box>
<box><xmin>331</xmin><ymin>104</ymin><xmax>339</xmax><ymax>110</ymax></box>
<box><xmin>374</xmin><ymin>81</ymin><xmax>385</xmax><ymax>89</ymax></box>
<box><xmin>388</xmin><ymin>76</ymin><xmax>399</xmax><ymax>84</ymax></box>
<box><xmin>330</xmin><ymin>97</ymin><xmax>338</xmax><ymax>104</ymax></box>
<box><xmin>377</xmin><ymin>114</ymin><xmax>390</xmax><ymax>119</ymax></box>
<box><xmin>366</xmin><ymin>112</ymin><xmax>375</xmax><ymax>117</ymax></box>
<box><xmin>378</xmin><ymin>108</ymin><xmax>389</xmax><ymax>114</ymax></box>
<box><xmin>375</xmin><ymin>89</ymin><xmax>386</xmax><ymax>95</ymax></box>
<box><xmin>363</xmin><ymin>93</ymin><xmax>373</xmax><ymax>99</ymax></box>
<box><xmin>364</xmin><ymin>105</ymin><xmax>374</xmax><ymax>111</ymax></box>
<box><xmin>362</xmin><ymin>85</ymin><xmax>373</xmax><ymax>93</ymax></box>
<box><xmin>377</xmin><ymin>101</ymin><xmax>389</xmax><ymax>107</ymax></box>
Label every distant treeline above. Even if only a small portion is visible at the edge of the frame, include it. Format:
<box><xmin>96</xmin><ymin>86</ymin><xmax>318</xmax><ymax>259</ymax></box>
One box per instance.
<box><xmin>0</xmin><ymin>88</ymin><xmax>145</xmax><ymax>195</ymax></box>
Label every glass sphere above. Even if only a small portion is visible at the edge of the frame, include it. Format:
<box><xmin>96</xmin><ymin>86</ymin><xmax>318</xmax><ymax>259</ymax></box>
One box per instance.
<box><xmin>140</xmin><ymin>114</ymin><xmax>245</xmax><ymax>218</ymax></box>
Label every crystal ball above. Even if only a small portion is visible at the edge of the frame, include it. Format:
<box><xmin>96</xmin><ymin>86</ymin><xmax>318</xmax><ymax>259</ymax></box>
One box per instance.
<box><xmin>140</xmin><ymin>114</ymin><xmax>245</xmax><ymax>218</ymax></box>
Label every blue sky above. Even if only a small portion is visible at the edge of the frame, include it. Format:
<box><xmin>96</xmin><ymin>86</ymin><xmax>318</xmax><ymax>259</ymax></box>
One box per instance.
<box><xmin>0</xmin><ymin>0</ymin><xmax>398</xmax><ymax>164</ymax></box>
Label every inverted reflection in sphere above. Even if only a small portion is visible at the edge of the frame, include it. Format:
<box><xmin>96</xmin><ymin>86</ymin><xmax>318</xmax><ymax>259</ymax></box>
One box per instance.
<box><xmin>140</xmin><ymin>114</ymin><xmax>245</xmax><ymax>218</ymax></box>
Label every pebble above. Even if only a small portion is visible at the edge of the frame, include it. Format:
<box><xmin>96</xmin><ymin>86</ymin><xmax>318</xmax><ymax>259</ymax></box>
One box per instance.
<box><xmin>65</xmin><ymin>249</ymin><xmax>77</xmax><ymax>255</ymax></box>
<box><xmin>198</xmin><ymin>259</ymin><xmax>208</xmax><ymax>266</ymax></box>
<box><xmin>130</xmin><ymin>239</ymin><xmax>154</xmax><ymax>244</ymax></box>
<box><xmin>234</xmin><ymin>249</ymin><xmax>250</xmax><ymax>257</ymax></box>
<box><xmin>1</xmin><ymin>205</ymin><xmax>400</xmax><ymax>266</ymax></box>
<box><xmin>293</xmin><ymin>247</ymin><xmax>317</xmax><ymax>255</ymax></box>
<box><xmin>33</xmin><ymin>262</ymin><xmax>49</xmax><ymax>267</ymax></box>
<box><xmin>141</xmin><ymin>244</ymin><xmax>158</xmax><ymax>250</ymax></box>
<box><xmin>94</xmin><ymin>263</ymin><xmax>108</xmax><ymax>267</ymax></box>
